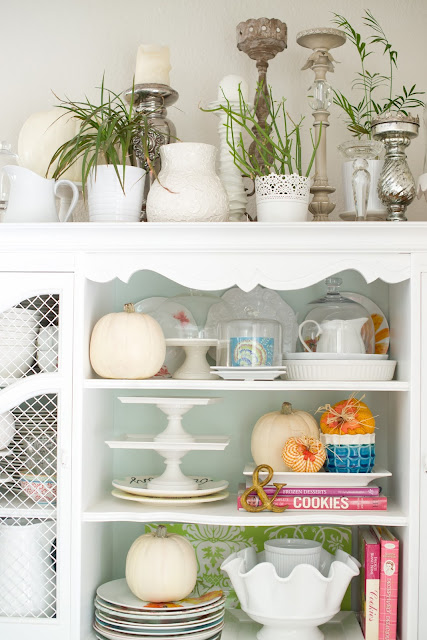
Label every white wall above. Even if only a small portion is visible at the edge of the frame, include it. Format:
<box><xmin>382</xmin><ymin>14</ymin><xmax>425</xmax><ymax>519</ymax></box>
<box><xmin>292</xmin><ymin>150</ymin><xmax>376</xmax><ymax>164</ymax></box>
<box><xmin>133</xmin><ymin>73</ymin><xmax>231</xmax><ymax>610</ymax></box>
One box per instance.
<box><xmin>2</xmin><ymin>0</ymin><xmax>426</xmax><ymax>219</ymax></box>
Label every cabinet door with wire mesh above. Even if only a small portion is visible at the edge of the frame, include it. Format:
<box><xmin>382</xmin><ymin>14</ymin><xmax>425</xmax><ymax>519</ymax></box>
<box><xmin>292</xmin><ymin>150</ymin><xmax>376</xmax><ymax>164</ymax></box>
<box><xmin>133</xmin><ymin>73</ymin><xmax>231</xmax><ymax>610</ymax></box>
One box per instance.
<box><xmin>0</xmin><ymin>273</ymin><xmax>73</xmax><ymax>640</ymax></box>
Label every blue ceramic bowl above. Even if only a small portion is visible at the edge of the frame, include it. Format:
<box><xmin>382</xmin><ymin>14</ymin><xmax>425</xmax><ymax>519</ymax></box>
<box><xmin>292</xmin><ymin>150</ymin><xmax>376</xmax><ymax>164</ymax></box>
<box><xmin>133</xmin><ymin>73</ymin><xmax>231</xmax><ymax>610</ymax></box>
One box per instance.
<box><xmin>320</xmin><ymin>434</ymin><xmax>376</xmax><ymax>473</ymax></box>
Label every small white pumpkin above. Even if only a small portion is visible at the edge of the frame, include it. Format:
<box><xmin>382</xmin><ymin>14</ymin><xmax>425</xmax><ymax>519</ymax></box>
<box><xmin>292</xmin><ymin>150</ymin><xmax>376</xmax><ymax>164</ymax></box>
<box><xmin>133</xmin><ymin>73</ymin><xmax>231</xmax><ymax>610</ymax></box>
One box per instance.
<box><xmin>126</xmin><ymin>525</ymin><xmax>198</xmax><ymax>602</ymax></box>
<box><xmin>251</xmin><ymin>401</ymin><xmax>320</xmax><ymax>472</ymax></box>
<box><xmin>89</xmin><ymin>303</ymin><xmax>166</xmax><ymax>379</ymax></box>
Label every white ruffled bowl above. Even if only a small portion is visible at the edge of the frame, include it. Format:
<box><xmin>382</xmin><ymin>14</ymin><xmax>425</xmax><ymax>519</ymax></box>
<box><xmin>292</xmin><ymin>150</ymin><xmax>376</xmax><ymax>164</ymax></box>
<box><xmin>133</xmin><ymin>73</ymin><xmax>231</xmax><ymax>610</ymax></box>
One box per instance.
<box><xmin>221</xmin><ymin>546</ymin><xmax>360</xmax><ymax>640</ymax></box>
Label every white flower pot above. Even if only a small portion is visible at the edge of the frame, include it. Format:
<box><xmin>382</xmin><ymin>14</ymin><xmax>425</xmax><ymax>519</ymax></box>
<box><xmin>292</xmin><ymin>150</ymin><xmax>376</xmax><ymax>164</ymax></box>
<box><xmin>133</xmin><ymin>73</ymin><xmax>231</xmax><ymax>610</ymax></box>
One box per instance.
<box><xmin>255</xmin><ymin>174</ymin><xmax>310</xmax><ymax>222</ymax></box>
<box><xmin>146</xmin><ymin>143</ymin><xmax>229</xmax><ymax>222</ymax></box>
<box><xmin>87</xmin><ymin>165</ymin><xmax>146</xmax><ymax>222</ymax></box>
<box><xmin>342</xmin><ymin>158</ymin><xmax>387</xmax><ymax>215</ymax></box>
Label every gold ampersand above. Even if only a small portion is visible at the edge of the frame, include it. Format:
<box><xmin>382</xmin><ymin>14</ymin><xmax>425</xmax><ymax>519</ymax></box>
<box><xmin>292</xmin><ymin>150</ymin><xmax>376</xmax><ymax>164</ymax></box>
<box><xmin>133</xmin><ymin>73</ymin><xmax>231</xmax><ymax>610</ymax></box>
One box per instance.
<box><xmin>240</xmin><ymin>464</ymin><xmax>287</xmax><ymax>513</ymax></box>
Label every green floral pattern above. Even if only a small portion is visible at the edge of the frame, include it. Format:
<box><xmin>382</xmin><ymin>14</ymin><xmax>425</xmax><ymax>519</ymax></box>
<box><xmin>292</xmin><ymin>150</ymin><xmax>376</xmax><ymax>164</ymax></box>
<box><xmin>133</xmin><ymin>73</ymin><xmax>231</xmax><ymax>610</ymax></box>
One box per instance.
<box><xmin>144</xmin><ymin>524</ymin><xmax>352</xmax><ymax>609</ymax></box>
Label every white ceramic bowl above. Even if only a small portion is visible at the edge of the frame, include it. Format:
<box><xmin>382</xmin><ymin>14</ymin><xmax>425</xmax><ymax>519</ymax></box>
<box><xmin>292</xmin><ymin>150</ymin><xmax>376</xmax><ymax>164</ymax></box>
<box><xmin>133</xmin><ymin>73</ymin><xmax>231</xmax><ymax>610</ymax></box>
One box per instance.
<box><xmin>264</xmin><ymin>539</ymin><xmax>322</xmax><ymax>578</ymax></box>
<box><xmin>282</xmin><ymin>359</ymin><xmax>397</xmax><ymax>381</ymax></box>
<box><xmin>222</xmin><ymin>546</ymin><xmax>360</xmax><ymax>640</ymax></box>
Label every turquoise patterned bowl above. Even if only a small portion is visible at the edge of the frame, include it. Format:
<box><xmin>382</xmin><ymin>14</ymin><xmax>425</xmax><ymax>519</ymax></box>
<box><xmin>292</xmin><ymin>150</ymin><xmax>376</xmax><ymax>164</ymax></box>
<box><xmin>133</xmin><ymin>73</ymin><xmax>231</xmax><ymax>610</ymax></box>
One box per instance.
<box><xmin>320</xmin><ymin>434</ymin><xmax>375</xmax><ymax>473</ymax></box>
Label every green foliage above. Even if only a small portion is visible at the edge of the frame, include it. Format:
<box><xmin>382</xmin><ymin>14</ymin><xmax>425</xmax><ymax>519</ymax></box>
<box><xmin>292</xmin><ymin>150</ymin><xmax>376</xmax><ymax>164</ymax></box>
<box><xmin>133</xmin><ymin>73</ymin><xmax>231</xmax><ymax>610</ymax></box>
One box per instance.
<box><xmin>332</xmin><ymin>11</ymin><xmax>425</xmax><ymax>138</ymax></box>
<box><xmin>48</xmin><ymin>76</ymin><xmax>154</xmax><ymax>193</ymax></box>
<box><xmin>202</xmin><ymin>82</ymin><xmax>321</xmax><ymax>178</ymax></box>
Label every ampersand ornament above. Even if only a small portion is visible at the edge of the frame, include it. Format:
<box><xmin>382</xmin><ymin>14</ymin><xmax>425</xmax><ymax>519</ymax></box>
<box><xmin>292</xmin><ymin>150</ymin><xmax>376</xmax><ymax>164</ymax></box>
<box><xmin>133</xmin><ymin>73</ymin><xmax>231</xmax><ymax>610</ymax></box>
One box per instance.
<box><xmin>240</xmin><ymin>464</ymin><xmax>287</xmax><ymax>513</ymax></box>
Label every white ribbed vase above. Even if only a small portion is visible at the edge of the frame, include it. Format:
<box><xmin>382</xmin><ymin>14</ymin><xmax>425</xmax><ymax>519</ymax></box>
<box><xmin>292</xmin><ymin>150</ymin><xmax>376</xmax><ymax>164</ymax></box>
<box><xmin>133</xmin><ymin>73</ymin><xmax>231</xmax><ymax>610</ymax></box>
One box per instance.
<box><xmin>146</xmin><ymin>143</ymin><xmax>229</xmax><ymax>222</ymax></box>
<box><xmin>255</xmin><ymin>174</ymin><xmax>310</xmax><ymax>222</ymax></box>
<box><xmin>87</xmin><ymin>165</ymin><xmax>146</xmax><ymax>222</ymax></box>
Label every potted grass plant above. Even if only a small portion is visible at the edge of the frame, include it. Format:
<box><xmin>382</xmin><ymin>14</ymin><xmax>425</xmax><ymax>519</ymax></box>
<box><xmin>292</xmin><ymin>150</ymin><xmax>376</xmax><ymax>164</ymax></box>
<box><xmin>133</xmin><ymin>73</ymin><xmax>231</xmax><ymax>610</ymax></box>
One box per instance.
<box><xmin>332</xmin><ymin>11</ymin><xmax>425</xmax><ymax>217</ymax></box>
<box><xmin>48</xmin><ymin>78</ymin><xmax>153</xmax><ymax>222</ymax></box>
<box><xmin>205</xmin><ymin>83</ymin><xmax>320</xmax><ymax>222</ymax></box>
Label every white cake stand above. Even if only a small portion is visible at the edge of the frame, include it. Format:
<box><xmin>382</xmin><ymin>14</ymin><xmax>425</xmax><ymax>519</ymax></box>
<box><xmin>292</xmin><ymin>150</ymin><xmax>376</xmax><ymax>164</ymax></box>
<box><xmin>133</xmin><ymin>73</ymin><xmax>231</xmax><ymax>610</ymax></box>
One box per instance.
<box><xmin>166</xmin><ymin>339</ymin><xmax>218</xmax><ymax>380</ymax></box>
<box><xmin>109</xmin><ymin>396</ymin><xmax>228</xmax><ymax>492</ymax></box>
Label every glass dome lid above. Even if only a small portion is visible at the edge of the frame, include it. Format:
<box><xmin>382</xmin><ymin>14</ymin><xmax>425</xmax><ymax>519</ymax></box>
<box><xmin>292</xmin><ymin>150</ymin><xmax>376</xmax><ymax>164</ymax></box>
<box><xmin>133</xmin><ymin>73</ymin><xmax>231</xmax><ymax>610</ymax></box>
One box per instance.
<box><xmin>297</xmin><ymin>277</ymin><xmax>375</xmax><ymax>355</ymax></box>
<box><xmin>156</xmin><ymin>290</ymin><xmax>229</xmax><ymax>340</ymax></box>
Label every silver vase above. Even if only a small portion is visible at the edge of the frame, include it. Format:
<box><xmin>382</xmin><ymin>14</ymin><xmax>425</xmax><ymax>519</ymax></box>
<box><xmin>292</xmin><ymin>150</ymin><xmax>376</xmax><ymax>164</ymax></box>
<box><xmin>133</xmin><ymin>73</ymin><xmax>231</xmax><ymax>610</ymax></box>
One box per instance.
<box><xmin>371</xmin><ymin>112</ymin><xmax>419</xmax><ymax>222</ymax></box>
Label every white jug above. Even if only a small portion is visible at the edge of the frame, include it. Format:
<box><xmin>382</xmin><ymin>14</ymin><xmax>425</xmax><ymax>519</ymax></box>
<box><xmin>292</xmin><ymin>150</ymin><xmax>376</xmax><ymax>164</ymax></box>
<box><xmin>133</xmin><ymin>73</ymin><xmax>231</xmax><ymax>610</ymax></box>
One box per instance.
<box><xmin>299</xmin><ymin>317</ymin><xmax>368</xmax><ymax>354</ymax></box>
<box><xmin>2</xmin><ymin>165</ymin><xmax>78</xmax><ymax>222</ymax></box>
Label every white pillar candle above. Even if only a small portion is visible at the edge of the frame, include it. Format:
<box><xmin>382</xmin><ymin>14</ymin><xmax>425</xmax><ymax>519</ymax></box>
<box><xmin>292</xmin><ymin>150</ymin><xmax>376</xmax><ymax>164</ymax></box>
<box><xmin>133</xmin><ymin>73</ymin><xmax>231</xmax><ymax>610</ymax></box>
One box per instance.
<box><xmin>135</xmin><ymin>44</ymin><xmax>171</xmax><ymax>85</ymax></box>
<box><xmin>218</xmin><ymin>75</ymin><xmax>249</xmax><ymax>103</ymax></box>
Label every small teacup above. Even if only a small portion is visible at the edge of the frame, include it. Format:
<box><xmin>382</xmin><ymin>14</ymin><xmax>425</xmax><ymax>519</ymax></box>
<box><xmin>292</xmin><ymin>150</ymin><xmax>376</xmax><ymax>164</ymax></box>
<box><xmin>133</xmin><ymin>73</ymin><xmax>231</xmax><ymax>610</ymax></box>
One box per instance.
<box><xmin>264</xmin><ymin>538</ymin><xmax>322</xmax><ymax>578</ymax></box>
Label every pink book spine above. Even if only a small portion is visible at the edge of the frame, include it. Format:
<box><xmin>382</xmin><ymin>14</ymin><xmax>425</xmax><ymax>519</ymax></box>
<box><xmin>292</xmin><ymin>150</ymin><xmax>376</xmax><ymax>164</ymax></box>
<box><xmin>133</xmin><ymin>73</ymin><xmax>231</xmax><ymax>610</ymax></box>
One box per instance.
<box><xmin>247</xmin><ymin>486</ymin><xmax>380</xmax><ymax>497</ymax></box>
<box><xmin>237</xmin><ymin>494</ymin><xmax>387</xmax><ymax>510</ymax></box>
<box><xmin>374</xmin><ymin>528</ymin><xmax>399</xmax><ymax>640</ymax></box>
<box><xmin>360</xmin><ymin>527</ymin><xmax>380</xmax><ymax>639</ymax></box>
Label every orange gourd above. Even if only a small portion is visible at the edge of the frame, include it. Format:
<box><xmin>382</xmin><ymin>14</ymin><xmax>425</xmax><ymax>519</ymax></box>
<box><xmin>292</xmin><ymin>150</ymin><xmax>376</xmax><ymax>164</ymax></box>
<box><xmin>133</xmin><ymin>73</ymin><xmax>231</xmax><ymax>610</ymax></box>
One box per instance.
<box><xmin>281</xmin><ymin>436</ymin><xmax>326</xmax><ymax>473</ymax></box>
<box><xmin>318</xmin><ymin>396</ymin><xmax>375</xmax><ymax>435</ymax></box>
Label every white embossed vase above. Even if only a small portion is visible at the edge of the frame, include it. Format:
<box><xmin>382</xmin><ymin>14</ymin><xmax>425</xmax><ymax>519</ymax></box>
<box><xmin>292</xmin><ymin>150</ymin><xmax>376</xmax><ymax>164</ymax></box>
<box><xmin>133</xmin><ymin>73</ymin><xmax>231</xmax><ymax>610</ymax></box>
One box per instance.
<box><xmin>146</xmin><ymin>143</ymin><xmax>229</xmax><ymax>222</ymax></box>
<box><xmin>255</xmin><ymin>174</ymin><xmax>310</xmax><ymax>222</ymax></box>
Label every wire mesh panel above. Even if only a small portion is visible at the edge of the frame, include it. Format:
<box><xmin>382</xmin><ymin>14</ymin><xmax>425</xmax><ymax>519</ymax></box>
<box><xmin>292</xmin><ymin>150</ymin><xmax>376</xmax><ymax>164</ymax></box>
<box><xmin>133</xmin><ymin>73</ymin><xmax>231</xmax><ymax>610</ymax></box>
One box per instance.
<box><xmin>0</xmin><ymin>395</ymin><xmax>57</xmax><ymax>510</ymax></box>
<box><xmin>0</xmin><ymin>295</ymin><xmax>59</xmax><ymax>384</ymax></box>
<box><xmin>0</xmin><ymin>395</ymin><xmax>57</xmax><ymax>618</ymax></box>
<box><xmin>0</xmin><ymin>517</ymin><xmax>56</xmax><ymax>617</ymax></box>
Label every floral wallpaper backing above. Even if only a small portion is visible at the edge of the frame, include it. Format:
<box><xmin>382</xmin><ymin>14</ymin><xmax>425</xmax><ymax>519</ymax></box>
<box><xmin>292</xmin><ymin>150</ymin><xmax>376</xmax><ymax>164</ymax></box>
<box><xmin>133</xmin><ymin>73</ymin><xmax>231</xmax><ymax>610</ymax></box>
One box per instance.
<box><xmin>144</xmin><ymin>524</ymin><xmax>352</xmax><ymax>610</ymax></box>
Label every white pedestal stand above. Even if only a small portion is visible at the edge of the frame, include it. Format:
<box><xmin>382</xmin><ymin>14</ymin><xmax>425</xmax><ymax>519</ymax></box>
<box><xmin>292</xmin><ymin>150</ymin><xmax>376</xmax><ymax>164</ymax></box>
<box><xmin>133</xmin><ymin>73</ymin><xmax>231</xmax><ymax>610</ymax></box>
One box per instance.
<box><xmin>166</xmin><ymin>339</ymin><xmax>218</xmax><ymax>380</ymax></box>
<box><xmin>107</xmin><ymin>396</ymin><xmax>229</xmax><ymax>493</ymax></box>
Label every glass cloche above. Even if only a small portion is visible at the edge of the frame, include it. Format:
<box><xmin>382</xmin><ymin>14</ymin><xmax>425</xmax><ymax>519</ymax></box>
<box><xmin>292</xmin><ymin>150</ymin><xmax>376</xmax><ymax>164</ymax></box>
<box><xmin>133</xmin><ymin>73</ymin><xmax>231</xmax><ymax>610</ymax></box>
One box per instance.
<box><xmin>217</xmin><ymin>317</ymin><xmax>282</xmax><ymax>367</ymax></box>
<box><xmin>297</xmin><ymin>278</ymin><xmax>375</xmax><ymax>355</ymax></box>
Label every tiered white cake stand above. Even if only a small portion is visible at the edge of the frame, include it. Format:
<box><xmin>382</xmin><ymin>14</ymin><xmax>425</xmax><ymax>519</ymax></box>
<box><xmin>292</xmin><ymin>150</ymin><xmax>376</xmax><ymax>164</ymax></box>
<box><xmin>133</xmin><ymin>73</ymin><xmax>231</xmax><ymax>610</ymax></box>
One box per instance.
<box><xmin>106</xmin><ymin>396</ymin><xmax>229</xmax><ymax>495</ymax></box>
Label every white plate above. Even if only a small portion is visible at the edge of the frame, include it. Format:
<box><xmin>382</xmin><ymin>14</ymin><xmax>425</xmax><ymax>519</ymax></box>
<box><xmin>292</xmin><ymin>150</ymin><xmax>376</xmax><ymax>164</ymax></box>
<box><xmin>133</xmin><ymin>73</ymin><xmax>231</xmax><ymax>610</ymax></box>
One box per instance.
<box><xmin>133</xmin><ymin>297</ymin><xmax>192</xmax><ymax>377</ymax></box>
<box><xmin>94</xmin><ymin>620</ymin><xmax>224</xmax><ymax>640</ymax></box>
<box><xmin>95</xmin><ymin>634</ymin><xmax>222</xmax><ymax>640</ymax></box>
<box><xmin>283</xmin><ymin>352</ymin><xmax>388</xmax><ymax>361</ymax></box>
<box><xmin>342</xmin><ymin>292</ymin><xmax>390</xmax><ymax>355</ymax></box>
<box><xmin>97</xmin><ymin>580</ymin><xmax>224</xmax><ymax>611</ymax></box>
<box><xmin>95</xmin><ymin>611</ymin><xmax>224</xmax><ymax>633</ymax></box>
<box><xmin>243</xmin><ymin>463</ymin><xmax>391</xmax><ymax>487</ymax></box>
<box><xmin>205</xmin><ymin>285</ymin><xmax>297</xmax><ymax>355</ymax></box>
<box><xmin>94</xmin><ymin>597</ymin><xmax>226</xmax><ymax>621</ymax></box>
<box><xmin>211</xmin><ymin>366</ymin><xmax>286</xmax><ymax>381</ymax></box>
<box><xmin>282</xmin><ymin>360</ymin><xmax>396</xmax><ymax>381</ymax></box>
<box><xmin>112</xmin><ymin>489</ymin><xmax>230</xmax><ymax>505</ymax></box>
<box><xmin>112</xmin><ymin>476</ymin><xmax>229</xmax><ymax>498</ymax></box>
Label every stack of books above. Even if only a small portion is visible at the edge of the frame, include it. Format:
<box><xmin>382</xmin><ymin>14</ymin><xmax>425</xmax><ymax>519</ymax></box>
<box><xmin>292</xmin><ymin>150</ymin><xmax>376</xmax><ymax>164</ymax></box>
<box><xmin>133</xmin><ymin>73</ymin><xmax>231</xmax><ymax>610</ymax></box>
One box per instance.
<box><xmin>237</xmin><ymin>483</ymin><xmax>387</xmax><ymax>511</ymax></box>
<box><xmin>359</xmin><ymin>526</ymin><xmax>399</xmax><ymax>640</ymax></box>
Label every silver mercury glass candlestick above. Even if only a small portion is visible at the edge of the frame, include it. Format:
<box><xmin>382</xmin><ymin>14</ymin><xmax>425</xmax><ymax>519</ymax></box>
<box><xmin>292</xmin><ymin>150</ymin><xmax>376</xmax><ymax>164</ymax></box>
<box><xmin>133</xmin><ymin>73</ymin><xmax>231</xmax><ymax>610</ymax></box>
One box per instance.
<box><xmin>371</xmin><ymin>112</ymin><xmax>420</xmax><ymax>221</ymax></box>
<box><xmin>296</xmin><ymin>28</ymin><xmax>346</xmax><ymax>221</ymax></box>
<box><xmin>124</xmin><ymin>83</ymin><xmax>178</xmax><ymax>220</ymax></box>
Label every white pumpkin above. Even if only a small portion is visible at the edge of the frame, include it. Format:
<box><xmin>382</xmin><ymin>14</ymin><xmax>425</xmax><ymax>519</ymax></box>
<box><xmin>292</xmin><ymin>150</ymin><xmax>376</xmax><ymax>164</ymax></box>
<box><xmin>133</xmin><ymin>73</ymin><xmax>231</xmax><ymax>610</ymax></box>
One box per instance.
<box><xmin>18</xmin><ymin>108</ymin><xmax>82</xmax><ymax>181</ymax></box>
<box><xmin>89</xmin><ymin>303</ymin><xmax>166</xmax><ymax>379</ymax></box>
<box><xmin>251</xmin><ymin>401</ymin><xmax>320</xmax><ymax>472</ymax></box>
<box><xmin>126</xmin><ymin>525</ymin><xmax>198</xmax><ymax>602</ymax></box>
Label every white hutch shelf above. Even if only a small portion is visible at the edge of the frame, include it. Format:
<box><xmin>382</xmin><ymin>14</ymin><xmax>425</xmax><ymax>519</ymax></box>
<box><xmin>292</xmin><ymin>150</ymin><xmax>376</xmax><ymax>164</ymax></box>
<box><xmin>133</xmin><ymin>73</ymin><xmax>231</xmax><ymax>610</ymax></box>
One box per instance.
<box><xmin>0</xmin><ymin>222</ymin><xmax>426</xmax><ymax>640</ymax></box>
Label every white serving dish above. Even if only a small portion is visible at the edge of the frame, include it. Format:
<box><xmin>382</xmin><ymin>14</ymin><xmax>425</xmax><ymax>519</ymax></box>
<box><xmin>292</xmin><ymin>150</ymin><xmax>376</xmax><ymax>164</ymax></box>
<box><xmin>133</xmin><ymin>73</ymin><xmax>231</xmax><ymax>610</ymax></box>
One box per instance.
<box><xmin>282</xmin><ymin>359</ymin><xmax>396</xmax><ymax>381</ymax></box>
<box><xmin>283</xmin><ymin>352</ymin><xmax>388</xmax><ymax>361</ymax></box>
<box><xmin>243</xmin><ymin>463</ymin><xmax>391</xmax><ymax>487</ymax></box>
<box><xmin>211</xmin><ymin>366</ymin><xmax>286</xmax><ymax>381</ymax></box>
<box><xmin>112</xmin><ymin>476</ymin><xmax>229</xmax><ymax>498</ymax></box>
<box><xmin>222</xmin><ymin>609</ymin><xmax>364</xmax><ymax>640</ymax></box>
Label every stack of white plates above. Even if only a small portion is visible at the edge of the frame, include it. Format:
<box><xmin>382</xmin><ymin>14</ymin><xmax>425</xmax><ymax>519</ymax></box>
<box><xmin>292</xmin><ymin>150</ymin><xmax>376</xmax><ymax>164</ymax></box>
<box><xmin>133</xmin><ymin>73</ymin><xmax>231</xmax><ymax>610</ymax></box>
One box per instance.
<box><xmin>0</xmin><ymin>308</ymin><xmax>41</xmax><ymax>379</ymax></box>
<box><xmin>111</xmin><ymin>475</ymin><xmax>229</xmax><ymax>506</ymax></box>
<box><xmin>94</xmin><ymin>579</ymin><xmax>226</xmax><ymax>640</ymax></box>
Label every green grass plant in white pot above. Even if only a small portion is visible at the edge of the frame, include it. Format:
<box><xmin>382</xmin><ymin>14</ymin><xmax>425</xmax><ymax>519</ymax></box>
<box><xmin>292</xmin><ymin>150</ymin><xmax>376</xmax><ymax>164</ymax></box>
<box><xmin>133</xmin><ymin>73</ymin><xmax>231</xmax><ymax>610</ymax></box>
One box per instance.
<box><xmin>205</xmin><ymin>83</ymin><xmax>320</xmax><ymax>222</ymax></box>
<box><xmin>49</xmin><ymin>78</ymin><xmax>153</xmax><ymax>222</ymax></box>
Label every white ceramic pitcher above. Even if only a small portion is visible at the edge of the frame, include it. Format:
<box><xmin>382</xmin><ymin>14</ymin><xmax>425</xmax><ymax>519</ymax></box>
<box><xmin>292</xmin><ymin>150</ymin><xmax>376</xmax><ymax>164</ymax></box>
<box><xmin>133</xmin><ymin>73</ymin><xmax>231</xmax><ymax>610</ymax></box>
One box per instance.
<box><xmin>299</xmin><ymin>317</ymin><xmax>368</xmax><ymax>354</ymax></box>
<box><xmin>2</xmin><ymin>165</ymin><xmax>78</xmax><ymax>222</ymax></box>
